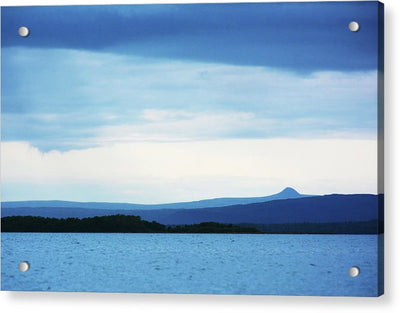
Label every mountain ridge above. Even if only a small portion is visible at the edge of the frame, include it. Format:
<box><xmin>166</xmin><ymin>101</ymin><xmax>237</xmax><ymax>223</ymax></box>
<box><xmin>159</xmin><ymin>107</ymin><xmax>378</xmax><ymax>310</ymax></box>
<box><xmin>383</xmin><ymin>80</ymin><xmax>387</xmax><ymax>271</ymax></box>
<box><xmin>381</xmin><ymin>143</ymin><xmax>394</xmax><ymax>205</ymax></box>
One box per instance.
<box><xmin>1</xmin><ymin>187</ymin><xmax>311</xmax><ymax>210</ymax></box>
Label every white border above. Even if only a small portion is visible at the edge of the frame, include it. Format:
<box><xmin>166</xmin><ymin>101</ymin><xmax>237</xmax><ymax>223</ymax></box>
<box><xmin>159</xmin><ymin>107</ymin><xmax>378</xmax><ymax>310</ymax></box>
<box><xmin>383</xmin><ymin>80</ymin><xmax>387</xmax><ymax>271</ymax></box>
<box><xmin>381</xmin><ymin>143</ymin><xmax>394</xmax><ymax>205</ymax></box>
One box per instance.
<box><xmin>1</xmin><ymin>1</ymin><xmax>399</xmax><ymax>313</ymax></box>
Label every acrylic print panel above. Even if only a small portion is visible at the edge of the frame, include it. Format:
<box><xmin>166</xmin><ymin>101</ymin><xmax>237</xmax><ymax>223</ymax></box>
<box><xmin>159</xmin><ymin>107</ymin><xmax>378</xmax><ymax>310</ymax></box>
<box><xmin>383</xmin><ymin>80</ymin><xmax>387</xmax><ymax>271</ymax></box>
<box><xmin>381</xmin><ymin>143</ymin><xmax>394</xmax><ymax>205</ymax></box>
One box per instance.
<box><xmin>1</xmin><ymin>1</ymin><xmax>384</xmax><ymax>296</ymax></box>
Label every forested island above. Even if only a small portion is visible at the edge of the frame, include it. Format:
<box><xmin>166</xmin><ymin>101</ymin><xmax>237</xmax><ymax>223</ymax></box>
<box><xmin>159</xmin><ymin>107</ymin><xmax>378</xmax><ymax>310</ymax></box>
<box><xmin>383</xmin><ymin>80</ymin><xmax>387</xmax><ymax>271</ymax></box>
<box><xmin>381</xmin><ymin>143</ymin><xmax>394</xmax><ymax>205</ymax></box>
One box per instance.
<box><xmin>1</xmin><ymin>214</ymin><xmax>382</xmax><ymax>234</ymax></box>
<box><xmin>1</xmin><ymin>215</ymin><xmax>261</xmax><ymax>233</ymax></box>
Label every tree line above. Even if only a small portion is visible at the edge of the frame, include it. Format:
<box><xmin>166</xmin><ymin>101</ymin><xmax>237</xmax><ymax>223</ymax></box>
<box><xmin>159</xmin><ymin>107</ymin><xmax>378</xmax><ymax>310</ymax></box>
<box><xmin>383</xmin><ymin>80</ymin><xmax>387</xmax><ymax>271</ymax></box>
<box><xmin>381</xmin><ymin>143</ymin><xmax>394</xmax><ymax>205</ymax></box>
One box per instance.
<box><xmin>1</xmin><ymin>215</ymin><xmax>261</xmax><ymax>233</ymax></box>
<box><xmin>1</xmin><ymin>215</ymin><xmax>382</xmax><ymax>234</ymax></box>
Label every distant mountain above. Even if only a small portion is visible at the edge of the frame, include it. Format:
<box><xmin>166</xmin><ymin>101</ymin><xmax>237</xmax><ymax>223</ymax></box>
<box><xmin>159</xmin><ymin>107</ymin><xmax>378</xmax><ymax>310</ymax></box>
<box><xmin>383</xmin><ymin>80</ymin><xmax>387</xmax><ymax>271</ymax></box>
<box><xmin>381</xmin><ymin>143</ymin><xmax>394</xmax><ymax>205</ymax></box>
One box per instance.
<box><xmin>143</xmin><ymin>194</ymin><xmax>381</xmax><ymax>225</ymax></box>
<box><xmin>1</xmin><ymin>194</ymin><xmax>382</xmax><ymax>226</ymax></box>
<box><xmin>1</xmin><ymin>187</ymin><xmax>310</xmax><ymax>211</ymax></box>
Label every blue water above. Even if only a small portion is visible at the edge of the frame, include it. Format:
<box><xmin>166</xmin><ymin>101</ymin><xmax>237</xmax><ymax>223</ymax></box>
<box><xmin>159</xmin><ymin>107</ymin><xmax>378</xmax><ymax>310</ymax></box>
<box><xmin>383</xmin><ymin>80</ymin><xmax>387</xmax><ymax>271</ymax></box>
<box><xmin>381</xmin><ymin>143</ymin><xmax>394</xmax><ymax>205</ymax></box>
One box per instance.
<box><xmin>1</xmin><ymin>233</ymin><xmax>381</xmax><ymax>296</ymax></box>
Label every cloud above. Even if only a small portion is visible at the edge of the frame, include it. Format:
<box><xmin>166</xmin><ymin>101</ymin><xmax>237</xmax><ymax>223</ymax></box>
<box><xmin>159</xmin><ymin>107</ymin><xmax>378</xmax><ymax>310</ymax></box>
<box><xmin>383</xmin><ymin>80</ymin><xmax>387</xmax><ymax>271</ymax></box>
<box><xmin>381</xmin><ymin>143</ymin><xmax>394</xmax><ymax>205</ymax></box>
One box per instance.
<box><xmin>1</xmin><ymin>139</ymin><xmax>377</xmax><ymax>202</ymax></box>
<box><xmin>96</xmin><ymin>110</ymin><xmax>267</xmax><ymax>143</ymax></box>
<box><xmin>95</xmin><ymin>109</ymin><xmax>377</xmax><ymax>145</ymax></box>
<box><xmin>141</xmin><ymin>109</ymin><xmax>194</xmax><ymax>122</ymax></box>
<box><xmin>2</xmin><ymin>48</ymin><xmax>378</xmax><ymax>151</ymax></box>
<box><xmin>1</xmin><ymin>2</ymin><xmax>380</xmax><ymax>71</ymax></box>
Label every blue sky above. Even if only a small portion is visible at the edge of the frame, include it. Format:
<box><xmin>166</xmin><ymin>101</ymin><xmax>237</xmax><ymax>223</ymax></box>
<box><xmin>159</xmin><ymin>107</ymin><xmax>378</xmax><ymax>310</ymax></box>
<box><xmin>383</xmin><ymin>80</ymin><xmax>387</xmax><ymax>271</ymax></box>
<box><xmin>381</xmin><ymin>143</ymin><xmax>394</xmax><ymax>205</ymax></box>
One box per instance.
<box><xmin>1</xmin><ymin>2</ymin><xmax>381</xmax><ymax>201</ymax></box>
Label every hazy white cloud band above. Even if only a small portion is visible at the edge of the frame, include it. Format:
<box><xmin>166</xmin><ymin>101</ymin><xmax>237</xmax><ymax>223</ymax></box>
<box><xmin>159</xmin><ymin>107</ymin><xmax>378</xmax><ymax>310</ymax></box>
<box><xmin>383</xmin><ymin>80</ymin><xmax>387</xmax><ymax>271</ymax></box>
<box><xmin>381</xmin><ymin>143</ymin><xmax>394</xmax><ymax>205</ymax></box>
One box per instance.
<box><xmin>1</xmin><ymin>139</ymin><xmax>377</xmax><ymax>203</ymax></box>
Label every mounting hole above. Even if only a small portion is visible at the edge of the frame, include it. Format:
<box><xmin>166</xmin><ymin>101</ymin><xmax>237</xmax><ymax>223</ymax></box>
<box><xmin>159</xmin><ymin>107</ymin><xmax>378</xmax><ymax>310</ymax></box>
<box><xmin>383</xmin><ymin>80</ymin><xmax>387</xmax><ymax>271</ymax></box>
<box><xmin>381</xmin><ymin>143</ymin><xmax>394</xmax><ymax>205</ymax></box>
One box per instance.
<box><xmin>348</xmin><ymin>21</ymin><xmax>360</xmax><ymax>32</ymax></box>
<box><xmin>349</xmin><ymin>266</ymin><xmax>360</xmax><ymax>277</ymax></box>
<box><xmin>18</xmin><ymin>261</ymin><xmax>30</xmax><ymax>272</ymax></box>
<box><xmin>18</xmin><ymin>26</ymin><xmax>30</xmax><ymax>37</ymax></box>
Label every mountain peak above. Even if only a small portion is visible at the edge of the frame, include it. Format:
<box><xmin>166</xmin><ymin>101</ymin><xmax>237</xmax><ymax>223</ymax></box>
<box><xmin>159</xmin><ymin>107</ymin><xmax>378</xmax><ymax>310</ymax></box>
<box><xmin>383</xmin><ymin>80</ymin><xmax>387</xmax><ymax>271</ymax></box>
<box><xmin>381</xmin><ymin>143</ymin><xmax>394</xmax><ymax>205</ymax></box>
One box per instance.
<box><xmin>279</xmin><ymin>187</ymin><xmax>300</xmax><ymax>196</ymax></box>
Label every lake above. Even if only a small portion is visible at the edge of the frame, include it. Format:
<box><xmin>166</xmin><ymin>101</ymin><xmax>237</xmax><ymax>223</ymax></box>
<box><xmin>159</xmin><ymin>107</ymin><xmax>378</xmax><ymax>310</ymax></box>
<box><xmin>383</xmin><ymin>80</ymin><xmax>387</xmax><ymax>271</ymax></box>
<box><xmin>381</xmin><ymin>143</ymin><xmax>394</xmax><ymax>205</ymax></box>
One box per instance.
<box><xmin>1</xmin><ymin>233</ymin><xmax>381</xmax><ymax>296</ymax></box>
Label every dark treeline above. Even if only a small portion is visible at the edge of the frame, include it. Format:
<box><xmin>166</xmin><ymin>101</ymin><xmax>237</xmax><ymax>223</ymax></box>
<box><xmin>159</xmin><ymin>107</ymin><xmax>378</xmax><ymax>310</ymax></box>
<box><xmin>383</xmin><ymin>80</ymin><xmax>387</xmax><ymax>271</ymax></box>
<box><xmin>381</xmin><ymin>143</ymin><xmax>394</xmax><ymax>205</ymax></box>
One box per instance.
<box><xmin>1</xmin><ymin>215</ymin><xmax>261</xmax><ymax>234</ymax></box>
<box><xmin>1</xmin><ymin>215</ymin><xmax>382</xmax><ymax>234</ymax></box>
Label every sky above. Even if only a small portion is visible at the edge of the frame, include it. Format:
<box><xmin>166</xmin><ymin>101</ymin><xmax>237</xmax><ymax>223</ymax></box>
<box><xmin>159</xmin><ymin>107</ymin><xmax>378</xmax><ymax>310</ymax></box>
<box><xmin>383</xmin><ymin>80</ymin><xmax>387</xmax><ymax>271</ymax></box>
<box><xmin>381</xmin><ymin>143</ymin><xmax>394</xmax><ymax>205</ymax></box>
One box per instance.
<box><xmin>1</xmin><ymin>2</ymin><xmax>381</xmax><ymax>202</ymax></box>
